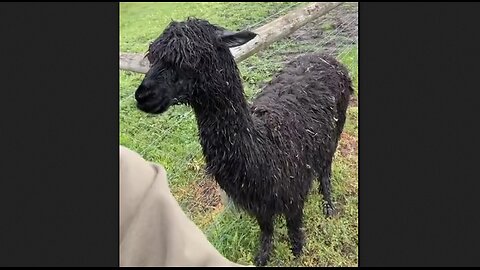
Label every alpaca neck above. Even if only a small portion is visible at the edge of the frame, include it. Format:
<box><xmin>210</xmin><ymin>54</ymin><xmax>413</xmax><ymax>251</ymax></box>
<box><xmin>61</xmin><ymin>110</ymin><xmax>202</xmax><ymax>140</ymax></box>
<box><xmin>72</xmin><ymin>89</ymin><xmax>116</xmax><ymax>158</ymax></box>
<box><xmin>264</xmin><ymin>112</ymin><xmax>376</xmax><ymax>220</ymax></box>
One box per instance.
<box><xmin>191</xmin><ymin>77</ymin><xmax>261</xmax><ymax>184</ymax></box>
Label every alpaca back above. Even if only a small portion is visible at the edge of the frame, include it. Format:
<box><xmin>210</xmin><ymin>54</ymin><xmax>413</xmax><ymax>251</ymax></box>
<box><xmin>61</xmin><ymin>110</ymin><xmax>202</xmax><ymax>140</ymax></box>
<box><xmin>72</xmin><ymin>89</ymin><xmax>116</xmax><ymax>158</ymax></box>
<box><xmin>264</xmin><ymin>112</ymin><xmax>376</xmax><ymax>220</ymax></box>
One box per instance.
<box><xmin>250</xmin><ymin>53</ymin><xmax>353</xmax><ymax>185</ymax></box>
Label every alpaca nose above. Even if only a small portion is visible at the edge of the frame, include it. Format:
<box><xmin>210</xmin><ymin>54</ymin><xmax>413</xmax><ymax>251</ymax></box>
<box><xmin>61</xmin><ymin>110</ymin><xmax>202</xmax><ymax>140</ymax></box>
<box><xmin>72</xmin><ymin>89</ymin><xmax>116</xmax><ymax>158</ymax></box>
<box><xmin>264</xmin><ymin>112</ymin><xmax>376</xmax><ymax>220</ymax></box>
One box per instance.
<box><xmin>135</xmin><ymin>85</ymin><xmax>156</xmax><ymax>103</ymax></box>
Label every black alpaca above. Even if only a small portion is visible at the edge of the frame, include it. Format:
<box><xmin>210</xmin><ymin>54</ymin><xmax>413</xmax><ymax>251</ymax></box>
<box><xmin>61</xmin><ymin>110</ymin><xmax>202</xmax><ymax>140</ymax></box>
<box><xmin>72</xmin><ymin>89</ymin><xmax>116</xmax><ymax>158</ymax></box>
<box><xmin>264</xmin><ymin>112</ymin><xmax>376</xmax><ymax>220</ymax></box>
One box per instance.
<box><xmin>134</xmin><ymin>18</ymin><xmax>353</xmax><ymax>266</ymax></box>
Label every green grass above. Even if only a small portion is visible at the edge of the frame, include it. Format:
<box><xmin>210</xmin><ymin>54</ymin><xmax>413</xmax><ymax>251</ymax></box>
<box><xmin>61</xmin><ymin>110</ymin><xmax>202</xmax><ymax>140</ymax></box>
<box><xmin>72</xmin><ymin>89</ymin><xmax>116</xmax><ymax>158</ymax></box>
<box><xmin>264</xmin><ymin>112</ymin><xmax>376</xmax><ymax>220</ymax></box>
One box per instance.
<box><xmin>120</xmin><ymin>2</ymin><xmax>358</xmax><ymax>267</ymax></box>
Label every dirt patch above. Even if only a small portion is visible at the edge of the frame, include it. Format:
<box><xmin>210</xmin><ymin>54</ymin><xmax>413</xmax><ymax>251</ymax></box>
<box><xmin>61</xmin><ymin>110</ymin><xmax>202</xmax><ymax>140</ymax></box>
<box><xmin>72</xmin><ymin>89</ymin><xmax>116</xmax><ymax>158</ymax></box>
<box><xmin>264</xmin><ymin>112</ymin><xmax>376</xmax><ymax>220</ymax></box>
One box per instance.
<box><xmin>187</xmin><ymin>175</ymin><xmax>223</xmax><ymax>214</ymax></box>
<box><xmin>338</xmin><ymin>132</ymin><xmax>358</xmax><ymax>160</ymax></box>
<box><xmin>294</xmin><ymin>3</ymin><xmax>357</xmax><ymax>48</ymax></box>
<box><xmin>183</xmin><ymin>156</ymin><xmax>225</xmax><ymax>214</ymax></box>
<box><xmin>283</xmin><ymin>2</ymin><xmax>358</xmax><ymax>62</ymax></box>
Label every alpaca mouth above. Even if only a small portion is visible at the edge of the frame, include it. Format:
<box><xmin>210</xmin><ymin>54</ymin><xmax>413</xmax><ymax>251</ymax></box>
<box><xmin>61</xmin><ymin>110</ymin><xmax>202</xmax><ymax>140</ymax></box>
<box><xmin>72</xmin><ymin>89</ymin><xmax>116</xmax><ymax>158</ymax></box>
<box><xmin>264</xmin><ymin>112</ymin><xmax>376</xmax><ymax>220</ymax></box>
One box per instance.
<box><xmin>136</xmin><ymin>98</ymin><xmax>171</xmax><ymax>114</ymax></box>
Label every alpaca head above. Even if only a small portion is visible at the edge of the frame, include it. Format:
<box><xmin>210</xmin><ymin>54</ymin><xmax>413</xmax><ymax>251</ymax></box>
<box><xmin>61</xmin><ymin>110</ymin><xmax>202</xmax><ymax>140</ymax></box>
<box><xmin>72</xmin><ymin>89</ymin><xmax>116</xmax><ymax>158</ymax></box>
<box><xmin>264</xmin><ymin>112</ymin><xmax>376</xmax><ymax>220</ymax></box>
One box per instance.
<box><xmin>135</xmin><ymin>18</ymin><xmax>257</xmax><ymax>114</ymax></box>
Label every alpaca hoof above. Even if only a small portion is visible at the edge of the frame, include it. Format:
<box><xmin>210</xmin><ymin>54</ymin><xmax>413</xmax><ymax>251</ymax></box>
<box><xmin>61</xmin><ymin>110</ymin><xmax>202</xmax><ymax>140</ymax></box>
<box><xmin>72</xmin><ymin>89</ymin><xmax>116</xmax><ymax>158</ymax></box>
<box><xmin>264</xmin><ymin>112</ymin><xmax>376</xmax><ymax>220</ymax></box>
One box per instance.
<box><xmin>291</xmin><ymin>245</ymin><xmax>303</xmax><ymax>258</ymax></box>
<box><xmin>254</xmin><ymin>254</ymin><xmax>269</xmax><ymax>266</ymax></box>
<box><xmin>290</xmin><ymin>232</ymin><xmax>305</xmax><ymax>258</ymax></box>
<box><xmin>323</xmin><ymin>203</ymin><xmax>336</xmax><ymax>218</ymax></box>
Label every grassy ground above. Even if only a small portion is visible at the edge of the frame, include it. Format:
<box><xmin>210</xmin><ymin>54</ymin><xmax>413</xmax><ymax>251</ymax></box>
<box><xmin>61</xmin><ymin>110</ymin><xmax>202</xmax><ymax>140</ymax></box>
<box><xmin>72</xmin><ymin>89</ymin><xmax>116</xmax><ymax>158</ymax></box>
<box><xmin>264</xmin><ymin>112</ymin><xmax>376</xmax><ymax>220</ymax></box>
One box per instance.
<box><xmin>120</xmin><ymin>2</ymin><xmax>358</xmax><ymax>267</ymax></box>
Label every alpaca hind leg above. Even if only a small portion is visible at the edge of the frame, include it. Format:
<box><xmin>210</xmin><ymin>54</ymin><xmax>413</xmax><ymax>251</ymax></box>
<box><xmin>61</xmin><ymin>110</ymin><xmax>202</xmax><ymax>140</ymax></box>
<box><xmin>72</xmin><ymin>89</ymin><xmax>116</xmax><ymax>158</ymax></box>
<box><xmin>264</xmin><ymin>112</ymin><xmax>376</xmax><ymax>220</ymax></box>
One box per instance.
<box><xmin>254</xmin><ymin>214</ymin><xmax>274</xmax><ymax>266</ymax></box>
<box><xmin>320</xmin><ymin>163</ymin><xmax>336</xmax><ymax>217</ymax></box>
<box><xmin>286</xmin><ymin>207</ymin><xmax>305</xmax><ymax>257</ymax></box>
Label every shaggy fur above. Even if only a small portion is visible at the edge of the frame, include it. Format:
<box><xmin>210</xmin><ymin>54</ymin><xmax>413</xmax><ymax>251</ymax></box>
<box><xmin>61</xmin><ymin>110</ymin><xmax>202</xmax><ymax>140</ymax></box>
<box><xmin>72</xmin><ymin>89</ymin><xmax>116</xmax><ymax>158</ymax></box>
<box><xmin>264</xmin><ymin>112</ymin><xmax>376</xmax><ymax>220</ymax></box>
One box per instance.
<box><xmin>134</xmin><ymin>18</ymin><xmax>354</xmax><ymax>266</ymax></box>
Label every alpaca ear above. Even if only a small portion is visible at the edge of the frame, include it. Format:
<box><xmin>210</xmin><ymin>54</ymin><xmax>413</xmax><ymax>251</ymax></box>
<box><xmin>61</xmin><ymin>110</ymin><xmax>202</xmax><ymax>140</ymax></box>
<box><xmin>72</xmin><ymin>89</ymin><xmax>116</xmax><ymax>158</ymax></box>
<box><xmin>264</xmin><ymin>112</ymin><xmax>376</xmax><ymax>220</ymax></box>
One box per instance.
<box><xmin>218</xmin><ymin>30</ymin><xmax>257</xmax><ymax>48</ymax></box>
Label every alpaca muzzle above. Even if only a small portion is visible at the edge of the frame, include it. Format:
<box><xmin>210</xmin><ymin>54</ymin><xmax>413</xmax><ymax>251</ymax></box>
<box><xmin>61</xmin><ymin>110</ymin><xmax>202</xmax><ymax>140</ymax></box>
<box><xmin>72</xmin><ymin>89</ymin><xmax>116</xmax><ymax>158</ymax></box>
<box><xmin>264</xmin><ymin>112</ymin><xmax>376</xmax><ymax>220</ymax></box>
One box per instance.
<box><xmin>135</xmin><ymin>92</ymin><xmax>171</xmax><ymax>115</ymax></box>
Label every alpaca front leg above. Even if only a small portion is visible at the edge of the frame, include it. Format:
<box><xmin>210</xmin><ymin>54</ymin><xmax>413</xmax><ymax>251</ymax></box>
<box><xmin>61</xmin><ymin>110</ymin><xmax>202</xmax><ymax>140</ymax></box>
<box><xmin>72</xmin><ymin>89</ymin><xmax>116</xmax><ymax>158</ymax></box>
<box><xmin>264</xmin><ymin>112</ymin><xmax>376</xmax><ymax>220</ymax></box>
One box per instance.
<box><xmin>254</xmin><ymin>215</ymin><xmax>274</xmax><ymax>266</ymax></box>
<box><xmin>286</xmin><ymin>208</ymin><xmax>305</xmax><ymax>257</ymax></box>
